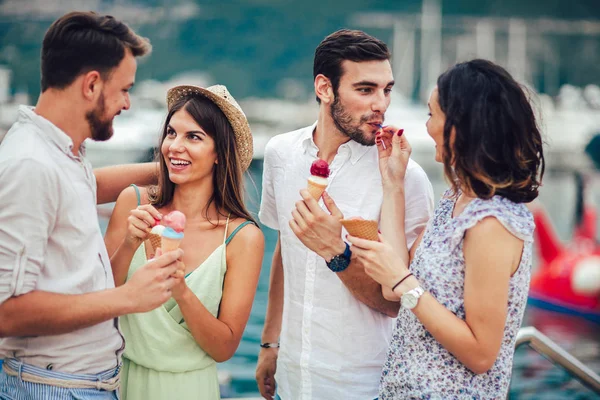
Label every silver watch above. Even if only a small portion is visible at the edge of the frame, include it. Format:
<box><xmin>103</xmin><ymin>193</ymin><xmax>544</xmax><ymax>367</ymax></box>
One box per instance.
<box><xmin>401</xmin><ymin>286</ymin><xmax>425</xmax><ymax>310</ymax></box>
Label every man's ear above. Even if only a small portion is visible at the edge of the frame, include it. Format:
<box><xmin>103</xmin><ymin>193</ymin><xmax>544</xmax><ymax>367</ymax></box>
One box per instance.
<box><xmin>315</xmin><ymin>74</ymin><xmax>334</xmax><ymax>105</ymax></box>
<box><xmin>81</xmin><ymin>70</ymin><xmax>103</xmax><ymax>101</ymax></box>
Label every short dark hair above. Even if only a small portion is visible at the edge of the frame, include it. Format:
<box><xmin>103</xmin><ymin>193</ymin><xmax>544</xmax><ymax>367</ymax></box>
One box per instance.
<box><xmin>313</xmin><ymin>29</ymin><xmax>390</xmax><ymax>103</ymax></box>
<box><xmin>437</xmin><ymin>59</ymin><xmax>545</xmax><ymax>203</ymax></box>
<box><xmin>41</xmin><ymin>11</ymin><xmax>151</xmax><ymax>92</ymax></box>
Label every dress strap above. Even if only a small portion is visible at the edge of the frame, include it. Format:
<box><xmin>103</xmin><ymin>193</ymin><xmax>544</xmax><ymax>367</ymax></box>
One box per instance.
<box><xmin>222</xmin><ymin>213</ymin><xmax>231</xmax><ymax>243</ymax></box>
<box><xmin>130</xmin><ymin>184</ymin><xmax>141</xmax><ymax>206</ymax></box>
<box><xmin>225</xmin><ymin>220</ymin><xmax>254</xmax><ymax>245</ymax></box>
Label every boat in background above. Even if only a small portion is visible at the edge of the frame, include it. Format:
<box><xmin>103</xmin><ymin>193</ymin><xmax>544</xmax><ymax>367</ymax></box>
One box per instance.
<box><xmin>528</xmin><ymin>170</ymin><xmax>600</xmax><ymax>323</ymax></box>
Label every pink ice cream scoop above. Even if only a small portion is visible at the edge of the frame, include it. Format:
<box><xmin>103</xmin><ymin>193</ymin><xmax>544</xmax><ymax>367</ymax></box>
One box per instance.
<box><xmin>162</xmin><ymin>211</ymin><xmax>186</xmax><ymax>233</ymax></box>
<box><xmin>307</xmin><ymin>159</ymin><xmax>330</xmax><ymax>199</ymax></box>
<box><xmin>310</xmin><ymin>159</ymin><xmax>330</xmax><ymax>178</ymax></box>
<box><xmin>158</xmin><ymin>211</ymin><xmax>186</xmax><ymax>252</ymax></box>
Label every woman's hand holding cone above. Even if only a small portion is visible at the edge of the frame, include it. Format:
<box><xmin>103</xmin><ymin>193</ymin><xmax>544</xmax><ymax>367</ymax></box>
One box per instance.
<box><xmin>346</xmin><ymin>232</ymin><xmax>408</xmax><ymax>289</ymax></box>
<box><xmin>126</xmin><ymin>204</ymin><xmax>163</xmax><ymax>247</ymax></box>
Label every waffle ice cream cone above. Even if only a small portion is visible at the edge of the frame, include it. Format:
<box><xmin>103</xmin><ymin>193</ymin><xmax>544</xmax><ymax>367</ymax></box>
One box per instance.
<box><xmin>148</xmin><ymin>233</ymin><xmax>162</xmax><ymax>252</ymax></box>
<box><xmin>307</xmin><ymin>178</ymin><xmax>327</xmax><ymax>200</ymax></box>
<box><xmin>341</xmin><ymin>219</ymin><xmax>379</xmax><ymax>241</ymax></box>
<box><xmin>161</xmin><ymin>236</ymin><xmax>183</xmax><ymax>252</ymax></box>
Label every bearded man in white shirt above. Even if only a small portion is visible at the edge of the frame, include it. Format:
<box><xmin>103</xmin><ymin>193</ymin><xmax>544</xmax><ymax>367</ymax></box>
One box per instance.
<box><xmin>0</xmin><ymin>12</ymin><xmax>185</xmax><ymax>399</ymax></box>
<box><xmin>256</xmin><ymin>29</ymin><xmax>435</xmax><ymax>400</ymax></box>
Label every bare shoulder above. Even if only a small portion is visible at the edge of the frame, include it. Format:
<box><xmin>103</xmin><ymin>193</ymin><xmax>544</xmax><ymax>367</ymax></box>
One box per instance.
<box><xmin>464</xmin><ymin>216</ymin><xmax>524</xmax><ymax>276</ymax></box>
<box><xmin>228</xmin><ymin>219</ymin><xmax>264</xmax><ymax>247</ymax></box>
<box><xmin>116</xmin><ymin>185</ymin><xmax>152</xmax><ymax>207</ymax></box>
<box><xmin>226</xmin><ymin>219</ymin><xmax>265</xmax><ymax>263</ymax></box>
<box><xmin>225</xmin><ymin>219</ymin><xmax>264</xmax><ymax>274</ymax></box>
<box><xmin>465</xmin><ymin>216</ymin><xmax>523</xmax><ymax>248</ymax></box>
<box><xmin>116</xmin><ymin>185</ymin><xmax>140</xmax><ymax>208</ymax></box>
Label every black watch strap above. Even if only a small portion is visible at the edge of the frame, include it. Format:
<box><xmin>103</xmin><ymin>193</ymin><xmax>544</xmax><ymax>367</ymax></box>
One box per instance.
<box><xmin>260</xmin><ymin>342</ymin><xmax>280</xmax><ymax>348</ymax></box>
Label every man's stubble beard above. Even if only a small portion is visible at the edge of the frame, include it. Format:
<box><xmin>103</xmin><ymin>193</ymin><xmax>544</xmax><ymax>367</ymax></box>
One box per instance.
<box><xmin>330</xmin><ymin>92</ymin><xmax>380</xmax><ymax>146</ymax></box>
<box><xmin>86</xmin><ymin>92</ymin><xmax>114</xmax><ymax>142</ymax></box>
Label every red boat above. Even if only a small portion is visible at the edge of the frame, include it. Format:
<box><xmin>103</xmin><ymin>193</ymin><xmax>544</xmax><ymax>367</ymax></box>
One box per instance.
<box><xmin>528</xmin><ymin>173</ymin><xmax>600</xmax><ymax>323</ymax></box>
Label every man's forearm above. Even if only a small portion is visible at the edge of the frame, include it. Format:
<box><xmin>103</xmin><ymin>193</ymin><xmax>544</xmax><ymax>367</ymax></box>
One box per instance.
<box><xmin>94</xmin><ymin>162</ymin><xmax>158</xmax><ymax>204</ymax></box>
<box><xmin>337</xmin><ymin>259</ymin><xmax>400</xmax><ymax>317</ymax></box>
<box><xmin>0</xmin><ymin>289</ymin><xmax>132</xmax><ymax>338</ymax></box>
<box><xmin>262</xmin><ymin>237</ymin><xmax>284</xmax><ymax>343</ymax></box>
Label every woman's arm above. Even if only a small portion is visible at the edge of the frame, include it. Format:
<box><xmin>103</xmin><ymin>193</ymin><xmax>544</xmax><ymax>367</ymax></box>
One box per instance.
<box><xmin>104</xmin><ymin>186</ymin><xmax>156</xmax><ymax>286</ymax></box>
<box><xmin>382</xmin><ymin>228</ymin><xmax>426</xmax><ymax>301</ymax></box>
<box><xmin>377</xmin><ymin>127</ymin><xmax>433</xmax><ymax>301</ymax></box>
<box><xmin>351</xmin><ymin>216</ymin><xmax>524</xmax><ymax>374</ymax></box>
<box><xmin>174</xmin><ymin>223</ymin><xmax>265</xmax><ymax>362</ymax></box>
<box><xmin>400</xmin><ymin>217</ymin><xmax>523</xmax><ymax>373</ymax></box>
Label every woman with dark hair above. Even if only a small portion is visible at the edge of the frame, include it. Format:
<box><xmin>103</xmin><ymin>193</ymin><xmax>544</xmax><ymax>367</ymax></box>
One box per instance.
<box><xmin>346</xmin><ymin>59</ymin><xmax>545</xmax><ymax>399</ymax></box>
<box><xmin>104</xmin><ymin>85</ymin><xmax>264</xmax><ymax>400</ymax></box>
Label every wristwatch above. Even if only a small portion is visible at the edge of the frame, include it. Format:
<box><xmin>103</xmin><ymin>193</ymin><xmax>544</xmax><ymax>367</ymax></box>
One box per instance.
<box><xmin>401</xmin><ymin>286</ymin><xmax>425</xmax><ymax>310</ymax></box>
<box><xmin>325</xmin><ymin>242</ymin><xmax>352</xmax><ymax>272</ymax></box>
<box><xmin>260</xmin><ymin>342</ymin><xmax>280</xmax><ymax>349</ymax></box>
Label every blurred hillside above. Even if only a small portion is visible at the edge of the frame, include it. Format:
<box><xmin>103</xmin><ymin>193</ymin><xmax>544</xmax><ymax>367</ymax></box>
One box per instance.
<box><xmin>0</xmin><ymin>0</ymin><xmax>599</xmax><ymax>101</ymax></box>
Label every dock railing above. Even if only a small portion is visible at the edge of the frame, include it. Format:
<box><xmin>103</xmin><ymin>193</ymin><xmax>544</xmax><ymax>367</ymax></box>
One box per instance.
<box><xmin>229</xmin><ymin>325</ymin><xmax>600</xmax><ymax>399</ymax></box>
<box><xmin>510</xmin><ymin>326</ymin><xmax>600</xmax><ymax>398</ymax></box>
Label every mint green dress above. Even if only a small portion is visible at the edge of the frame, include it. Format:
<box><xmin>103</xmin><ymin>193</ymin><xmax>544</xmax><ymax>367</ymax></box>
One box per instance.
<box><xmin>119</xmin><ymin>212</ymin><xmax>253</xmax><ymax>400</ymax></box>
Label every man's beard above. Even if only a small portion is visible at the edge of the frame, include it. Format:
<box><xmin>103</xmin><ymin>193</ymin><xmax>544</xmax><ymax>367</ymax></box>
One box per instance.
<box><xmin>86</xmin><ymin>92</ymin><xmax>114</xmax><ymax>142</ymax></box>
<box><xmin>330</xmin><ymin>94</ymin><xmax>380</xmax><ymax>146</ymax></box>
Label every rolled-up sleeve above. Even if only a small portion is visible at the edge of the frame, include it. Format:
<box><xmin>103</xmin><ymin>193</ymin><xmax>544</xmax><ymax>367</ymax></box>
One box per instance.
<box><xmin>258</xmin><ymin>138</ymin><xmax>282</xmax><ymax>230</ymax></box>
<box><xmin>0</xmin><ymin>159</ymin><xmax>58</xmax><ymax>304</ymax></box>
<box><xmin>404</xmin><ymin>163</ymin><xmax>435</xmax><ymax>249</ymax></box>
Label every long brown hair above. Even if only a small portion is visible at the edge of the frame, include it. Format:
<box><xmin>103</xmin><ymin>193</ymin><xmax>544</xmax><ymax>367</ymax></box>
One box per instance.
<box><xmin>437</xmin><ymin>59</ymin><xmax>545</xmax><ymax>203</ymax></box>
<box><xmin>148</xmin><ymin>95</ymin><xmax>256</xmax><ymax>225</ymax></box>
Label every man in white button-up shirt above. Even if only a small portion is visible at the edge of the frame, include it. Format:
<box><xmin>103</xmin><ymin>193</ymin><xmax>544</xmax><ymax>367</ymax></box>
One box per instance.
<box><xmin>0</xmin><ymin>12</ymin><xmax>184</xmax><ymax>399</ymax></box>
<box><xmin>256</xmin><ymin>30</ymin><xmax>434</xmax><ymax>400</ymax></box>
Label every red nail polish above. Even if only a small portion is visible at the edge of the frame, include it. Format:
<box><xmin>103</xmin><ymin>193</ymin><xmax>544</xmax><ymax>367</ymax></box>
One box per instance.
<box><xmin>397</xmin><ymin>129</ymin><xmax>404</xmax><ymax>136</ymax></box>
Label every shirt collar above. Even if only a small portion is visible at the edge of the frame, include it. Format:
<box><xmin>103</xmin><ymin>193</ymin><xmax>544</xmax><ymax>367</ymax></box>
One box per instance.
<box><xmin>18</xmin><ymin>105</ymin><xmax>86</xmax><ymax>158</ymax></box>
<box><xmin>301</xmin><ymin>120</ymin><xmax>372</xmax><ymax>164</ymax></box>
<box><xmin>301</xmin><ymin>121</ymin><xmax>319</xmax><ymax>158</ymax></box>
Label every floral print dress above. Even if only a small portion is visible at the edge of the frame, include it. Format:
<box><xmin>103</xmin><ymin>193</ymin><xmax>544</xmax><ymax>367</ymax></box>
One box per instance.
<box><xmin>379</xmin><ymin>190</ymin><xmax>535</xmax><ymax>399</ymax></box>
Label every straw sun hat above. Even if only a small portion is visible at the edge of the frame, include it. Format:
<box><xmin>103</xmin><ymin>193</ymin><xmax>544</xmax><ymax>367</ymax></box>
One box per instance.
<box><xmin>166</xmin><ymin>84</ymin><xmax>253</xmax><ymax>171</ymax></box>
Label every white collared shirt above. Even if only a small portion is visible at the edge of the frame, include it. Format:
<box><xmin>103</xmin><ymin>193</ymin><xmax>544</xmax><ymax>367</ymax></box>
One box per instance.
<box><xmin>259</xmin><ymin>122</ymin><xmax>435</xmax><ymax>400</ymax></box>
<box><xmin>0</xmin><ymin>106</ymin><xmax>124</xmax><ymax>374</ymax></box>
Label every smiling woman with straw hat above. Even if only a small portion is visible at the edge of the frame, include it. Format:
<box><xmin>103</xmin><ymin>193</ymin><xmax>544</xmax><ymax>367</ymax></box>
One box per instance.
<box><xmin>104</xmin><ymin>84</ymin><xmax>264</xmax><ymax>400</ymax></box>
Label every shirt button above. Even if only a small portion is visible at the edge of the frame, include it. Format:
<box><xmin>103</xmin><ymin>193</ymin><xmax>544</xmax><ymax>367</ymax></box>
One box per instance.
<box><xmin>46</xmin><ymin>364</ymin><xmax>53</xmax><ymax>370</ymax></box>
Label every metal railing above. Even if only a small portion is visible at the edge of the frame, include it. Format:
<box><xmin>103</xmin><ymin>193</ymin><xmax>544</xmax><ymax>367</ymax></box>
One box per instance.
<box><xmin>511</xmin><ymin>326</ymin><xmax>600</xmax><ymax>397</ymax></box>
<box><xmin>229</xmin><ymin>326</ymin><xmax>600</xmax><ymax>400</ymax></box>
